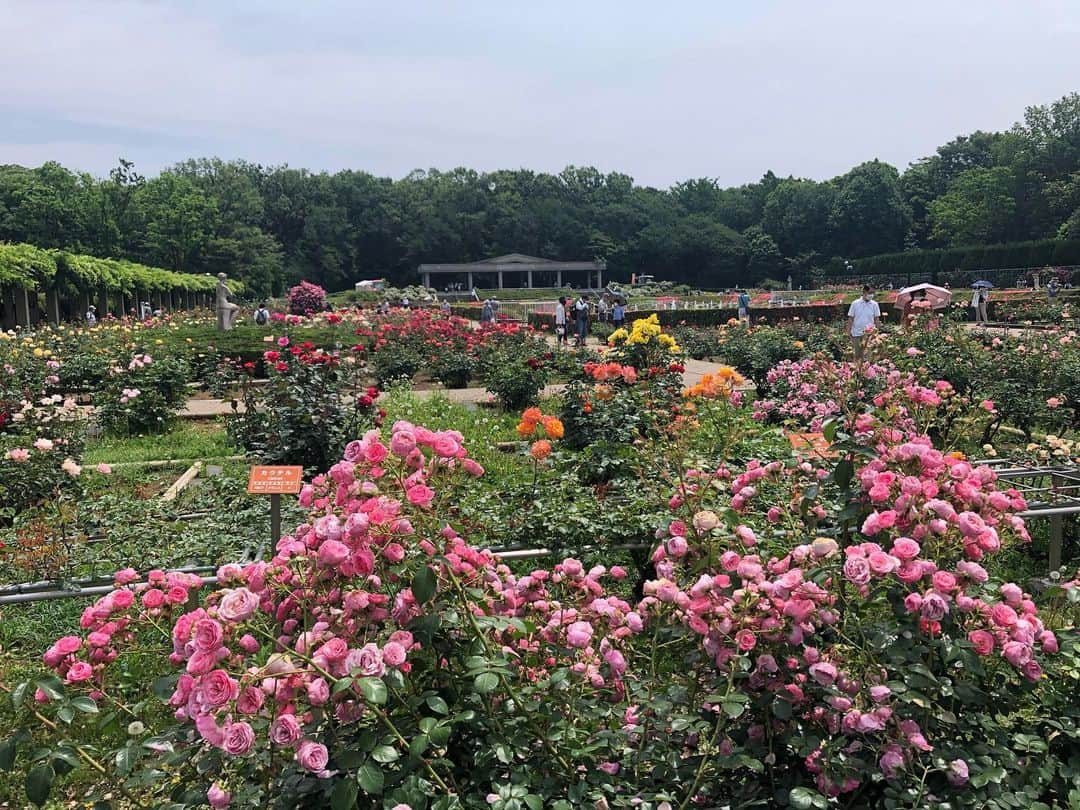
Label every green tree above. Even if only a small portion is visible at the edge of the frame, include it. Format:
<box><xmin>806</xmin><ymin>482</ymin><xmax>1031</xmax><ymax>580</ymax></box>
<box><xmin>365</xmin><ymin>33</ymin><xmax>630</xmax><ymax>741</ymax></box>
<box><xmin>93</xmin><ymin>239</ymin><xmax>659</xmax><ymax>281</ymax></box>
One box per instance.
<box><xmin>762</xmin><ymin>179</ymin><xmax>836</xmax><ymax>257</ymax></box>
<box><xmin>829</xmin><ymin>159</ymin><xmax>910</xmax><ymax>257</ymax></box>
<box><xmin>928</xmin><ymin>166</ymin><xmax>1016</xmax><ymax>246</ymax></box>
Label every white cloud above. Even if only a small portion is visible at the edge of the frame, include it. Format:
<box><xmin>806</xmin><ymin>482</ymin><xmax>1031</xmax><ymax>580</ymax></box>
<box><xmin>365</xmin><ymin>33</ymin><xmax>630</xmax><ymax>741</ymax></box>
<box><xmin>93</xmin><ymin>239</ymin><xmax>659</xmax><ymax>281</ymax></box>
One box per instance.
<box><xmin>1</xmin><ymin>0</ymin><xmax>1078</xmax><ymax>185</ymax></box>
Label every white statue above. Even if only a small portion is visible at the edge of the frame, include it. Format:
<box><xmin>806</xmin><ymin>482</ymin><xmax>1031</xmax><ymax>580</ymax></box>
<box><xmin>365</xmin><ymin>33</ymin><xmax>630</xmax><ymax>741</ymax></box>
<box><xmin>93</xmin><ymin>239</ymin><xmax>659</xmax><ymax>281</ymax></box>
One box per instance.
<box><xmin>216</xmin><ymin>273</ymin><xmax>240</xmax><ymax>331</ymax></box>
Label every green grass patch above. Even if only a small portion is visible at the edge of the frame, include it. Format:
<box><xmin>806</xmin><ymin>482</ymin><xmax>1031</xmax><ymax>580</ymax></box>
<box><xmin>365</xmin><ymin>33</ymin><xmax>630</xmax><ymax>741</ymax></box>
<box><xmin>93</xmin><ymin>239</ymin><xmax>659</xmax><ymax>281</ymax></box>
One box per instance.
<box><xmin>83</xmin><ymin>420</ymin><xmax>239</xmax><ymax>465</ymax></box>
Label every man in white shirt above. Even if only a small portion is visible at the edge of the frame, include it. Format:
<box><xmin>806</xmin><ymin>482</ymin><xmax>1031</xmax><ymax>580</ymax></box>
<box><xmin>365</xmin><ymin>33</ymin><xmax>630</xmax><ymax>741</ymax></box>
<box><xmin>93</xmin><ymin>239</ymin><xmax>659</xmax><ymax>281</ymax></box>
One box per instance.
<box><xmin>847</xmin><ymin>285</ymin><xmax>880</xmax><ymax>362</ymax></box>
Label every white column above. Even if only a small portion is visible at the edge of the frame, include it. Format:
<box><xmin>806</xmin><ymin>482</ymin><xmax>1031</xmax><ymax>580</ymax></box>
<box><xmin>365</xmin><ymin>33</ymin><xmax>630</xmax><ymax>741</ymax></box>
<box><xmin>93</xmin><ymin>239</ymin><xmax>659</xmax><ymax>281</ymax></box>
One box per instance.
<box><xmin>423</xmin><ymin>272</ymin><xmax>431</xmax><ymax>288</ymax></box>
<box><xmin>556</xmin><ymin>270</ymin><xmax>562</xmax><ymax>287</ymax></box>
<box><xmin>498</xmin><ymin>271</ymin><xmax>504</xmax><ymax>290</ymax></box>
<box><xmin>527</xmin><ymin>270</ymin><xmax>533</xmax><ymax>288</ymax></box>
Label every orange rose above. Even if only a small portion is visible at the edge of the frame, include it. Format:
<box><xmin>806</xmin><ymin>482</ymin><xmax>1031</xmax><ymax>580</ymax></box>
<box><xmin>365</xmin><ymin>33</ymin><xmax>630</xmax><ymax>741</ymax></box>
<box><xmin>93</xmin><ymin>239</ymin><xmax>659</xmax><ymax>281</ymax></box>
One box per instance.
<box><xmin>530</xmin><ymin>439</ymin><xmax>552</xmax><ymax>460</ymax></box>
<box><xmin>516</xmin><ymin>421</ymin><xmax>536</xmax><ymax>438</ymax></box>
<box><xmin>521</xmin><ymin>406</ymin><xmax>543</xmax><ymax>425</ymax></box>
<box><xmin>541</xmin><ymin>416</ymin><xmax>564</xmax><ymax>439</ymax></box>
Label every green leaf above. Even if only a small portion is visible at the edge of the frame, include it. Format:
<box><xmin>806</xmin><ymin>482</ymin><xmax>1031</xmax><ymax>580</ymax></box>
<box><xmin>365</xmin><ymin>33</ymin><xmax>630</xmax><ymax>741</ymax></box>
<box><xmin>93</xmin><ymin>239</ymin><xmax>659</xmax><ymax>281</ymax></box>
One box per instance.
<box><xmin>11</xmin><ymin>682</ymin><xmax>28</xmax><ymax>711</ymax></box>
<box><xmin>333</xmin><ymin>677</ymin><xmax>355</xmax><ymax>696</ymax></box>
<box><xmin>0</xmin><ymin>737</ymin><xmax>17</xmax><ymax>771</ymax></box>
<box><xmin>412</xmin><ymin>566</ymin><xmax>437</xmax><ymax>604</ymax></box>
<box><xmin>371</xmin><ymin>744</ymin><xmax>399</xmax><ymax>764</ymax></box>
<box><xmin>357</xmin><ymin>677</ymin><xmax>387</xmax><ymax>706</ymax></box>
<box><xmin>832</xmin><ymin>458</ymin><xmax>854</xmax><ymax>489</ymax></box>
<box><xmin>330</xmin><ymin>778</ymin><xmax>358</xmax><ymax>810</ymax></box>
<box><xmin>115</xmin><ymin>745</ymin><xmax>139</xmax><ymax>775</ymax></box>
<box><xmin>57</xmin><ymin>706</ymin><xmax>75</xmax><ymax>725</ymax></box>
<box><xmin>357</xmin><ymin>763</ymin><xmax>384</xmax><ymax>794</ymax></box>
<box><xmin>474</xmin><ymin>672</ymin><xmax>499</xmax><ymax>694</ymax></box>
<box><xmin>334</xmin><ymin>748</ymin><xmax>366</xmax><ymax>770</ymax></box>
<box><xmin>721</xmin><ymin>700</ymin><xmax>746</xmax><ymax>719</ymax></box>
<box><xmin>70</xmin><ymin>696</ymin><xmax>99</xmax><ymax>714</ymax></box>
<box><xmin>34</xmin><ymin>678</ymin><xmax>63</xmax><ymax>702</ymax></box>
<box><xmin>25</xmin><ymin>763</ymin><xmax>54</xmax><ymax>807</ymax></box>
<box><xmin>788</xmin><ymin>786</ymin><xmax>826</xmax><ymax>809</ymax></box>
<box><xmin>425</xmin><ymin>695</ymin><xmax>450</xmax><ymax>715</ymax></box>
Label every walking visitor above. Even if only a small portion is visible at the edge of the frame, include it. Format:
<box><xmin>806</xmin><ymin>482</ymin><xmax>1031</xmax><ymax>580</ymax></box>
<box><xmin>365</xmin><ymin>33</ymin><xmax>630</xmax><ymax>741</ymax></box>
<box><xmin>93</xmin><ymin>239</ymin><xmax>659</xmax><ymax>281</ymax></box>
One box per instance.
<box><xmin>847</xmin><ymin>285</ymin><xmax>880</xmax><ymax>362</ymax></box>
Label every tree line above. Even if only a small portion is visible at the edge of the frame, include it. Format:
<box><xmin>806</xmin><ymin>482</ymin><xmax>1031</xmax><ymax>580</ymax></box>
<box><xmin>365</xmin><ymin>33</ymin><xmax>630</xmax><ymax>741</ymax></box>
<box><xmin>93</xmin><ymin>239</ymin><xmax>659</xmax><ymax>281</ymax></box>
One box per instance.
<box><xmin>1</xmin><ymin>93</ymin><xmax>1078</xmax><ymax>297</ymax></box>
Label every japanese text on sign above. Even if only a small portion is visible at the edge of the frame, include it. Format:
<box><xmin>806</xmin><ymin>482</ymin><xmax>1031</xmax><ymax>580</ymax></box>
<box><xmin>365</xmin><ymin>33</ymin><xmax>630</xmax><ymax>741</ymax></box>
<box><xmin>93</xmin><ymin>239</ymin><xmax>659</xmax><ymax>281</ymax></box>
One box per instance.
<box><xmin>247</xmin><ymin>465</ymin><xmax>304</xmax><ymax>494</ymax></box>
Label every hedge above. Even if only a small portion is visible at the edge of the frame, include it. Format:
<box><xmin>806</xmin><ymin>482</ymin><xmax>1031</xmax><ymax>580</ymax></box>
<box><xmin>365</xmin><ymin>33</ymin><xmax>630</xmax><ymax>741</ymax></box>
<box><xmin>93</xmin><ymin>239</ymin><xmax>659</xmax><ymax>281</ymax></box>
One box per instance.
<box><xmin>838</xmin><ymin>239</ymin><xmax>1080</xmax><ymax>281</ymax></box>
<box><xmin>0</xmin><ymin>242</ymin><xmax>242</xmax><ymax>294</ymax></box>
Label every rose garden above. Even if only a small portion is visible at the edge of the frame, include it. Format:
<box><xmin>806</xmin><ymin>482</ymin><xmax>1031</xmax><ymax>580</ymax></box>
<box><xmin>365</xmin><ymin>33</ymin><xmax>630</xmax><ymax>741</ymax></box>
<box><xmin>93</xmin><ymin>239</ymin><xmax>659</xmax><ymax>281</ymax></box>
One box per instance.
<box><xmin>2</xmin><ymin>280</ymin><xmax>1080</xmax><ymax>810</ymax></box>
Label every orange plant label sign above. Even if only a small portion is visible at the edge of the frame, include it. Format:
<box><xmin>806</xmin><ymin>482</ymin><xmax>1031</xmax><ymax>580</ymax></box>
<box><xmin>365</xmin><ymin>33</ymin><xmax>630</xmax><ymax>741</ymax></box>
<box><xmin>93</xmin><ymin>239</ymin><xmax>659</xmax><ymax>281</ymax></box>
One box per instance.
<box><xmin>785</xmin><ymin>432</ymin><xmax>839</xmax><ymax>459</ymax></box>
<box><xmin>247</xmin><ymin>466</ymin><xmax>304</xmax><ymax>494</ymax></box>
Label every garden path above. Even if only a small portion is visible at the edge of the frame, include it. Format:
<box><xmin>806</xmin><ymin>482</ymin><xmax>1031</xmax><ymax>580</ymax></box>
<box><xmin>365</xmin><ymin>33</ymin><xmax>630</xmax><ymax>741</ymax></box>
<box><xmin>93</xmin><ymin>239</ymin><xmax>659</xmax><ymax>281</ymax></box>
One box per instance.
<box><xmin>176</xmin><ymin>356</ymin><xmax>752</xmax><ymax>417</ymax></box>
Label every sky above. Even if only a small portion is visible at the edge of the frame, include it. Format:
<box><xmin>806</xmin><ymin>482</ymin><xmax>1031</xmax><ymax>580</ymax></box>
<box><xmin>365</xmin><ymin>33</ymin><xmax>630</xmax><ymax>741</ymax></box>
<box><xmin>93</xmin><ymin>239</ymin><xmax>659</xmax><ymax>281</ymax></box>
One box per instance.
<box><xmin>2</xmin><ymin>0</ymin><xmax>1079</xmax><ymax>188</ymax></box>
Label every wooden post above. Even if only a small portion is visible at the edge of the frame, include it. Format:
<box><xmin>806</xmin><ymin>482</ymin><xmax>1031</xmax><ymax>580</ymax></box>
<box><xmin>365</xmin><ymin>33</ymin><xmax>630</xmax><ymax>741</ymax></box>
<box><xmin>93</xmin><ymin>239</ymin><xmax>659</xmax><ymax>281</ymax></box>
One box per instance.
<box><xmin>270</xmin><ymin>493</ymin><xmax>281</xmax><ymax>546</ymax></box>
<box><xmin>162</xmin><ymin>462</ymin><xmax>203</xmax><ymax>502</ymax></box>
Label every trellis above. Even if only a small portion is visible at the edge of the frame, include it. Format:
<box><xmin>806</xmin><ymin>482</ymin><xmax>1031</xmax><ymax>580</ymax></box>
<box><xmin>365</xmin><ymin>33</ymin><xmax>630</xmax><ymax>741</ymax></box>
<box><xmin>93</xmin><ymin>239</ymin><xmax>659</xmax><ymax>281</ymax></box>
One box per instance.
<box><xmin>973</xmin><ymin>460</ymin><xmax>1080</xmax><ymax>570</ymax></box>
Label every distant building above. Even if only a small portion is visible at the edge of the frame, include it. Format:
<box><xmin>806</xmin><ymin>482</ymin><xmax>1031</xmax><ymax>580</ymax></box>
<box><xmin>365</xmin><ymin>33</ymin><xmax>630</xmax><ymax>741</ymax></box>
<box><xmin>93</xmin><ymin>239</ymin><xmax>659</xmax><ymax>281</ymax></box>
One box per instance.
<box><xmin>418</xmin><ymin>253</ymin><xmax>605</xmax><ymax>291</ymax></box>
<box><xmin>355</xmin><ymin>279</ymin><xmax>386</xmax><ymax>291</ymax></box>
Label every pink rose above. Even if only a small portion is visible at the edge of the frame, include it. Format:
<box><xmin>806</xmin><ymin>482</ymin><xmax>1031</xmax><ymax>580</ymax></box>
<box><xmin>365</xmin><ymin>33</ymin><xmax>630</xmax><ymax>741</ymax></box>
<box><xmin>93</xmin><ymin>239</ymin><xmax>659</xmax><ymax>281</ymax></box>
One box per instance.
<box><xmin>239</xmin><ymin>634</ymin><xmax>260</xmax><ymax>654</ymax></box>
<box><xmin>365</xmin><ymin>441</ymin><xmax>389</xmax><ymax>463</ymax></box>
<box><xmin>193</xmin><ymin>619</ymin><xmax>225</xmax><ymax>652</ymax></box>
<box><xmin>317</xmin><ymin>540</ymin><xmax>350</xmax><ymax>567</ymax></box>
<box><xmin>111</xmin><ymin>589</ymin><xmax>135</xmax><ymax>610</ymax></box>
<box><xmin>867</xmin><ymin>551</ymin><xmax>898</xmax><ymax>576</ymax></box>
<box><xmin>237</xmin><ymin>686</ymin><xmax>264</xmax><ymax>715</ymax></box>
<box><xmin>141</xmin><ymin>588</ymin><xmax>166</xmax><ymax>609</ymax></box>
<box><xmin>808</xmin><ymin>661</ymin><xmax>837</xmax><ymax>687</ymax></box>
<box><xmin>383</xmin><ymin>543</ymin><xmax>406</xmax><ymax>563</ymax></box>
<box><xmin>218</xmin><ymin>588</ymin><xmax>259</xmax><ymax>623</ymax></box>
<box><xmin>947</xmin><ymin>759</ymin><xmax>969</xmax><ymax>787</ymax></box>
<box><xmin>382</xmin><ymin>641</ymin><xmax>407</xmax><ymax>667</ymax></box>
<box><xmin>1002</xmin><ymin>641</ymin><xmax>1031</xmax><ymax>668</ymax></box>
<box><xmin>343</xmin><ymin>441</ymin><xmax>364</xmax><ymax>462</ymax></box>
<box><xmin>566</xmin><ymin>621</ymin><xmax>593</xmax><ymax>649</ymax></box>
<box><xmin>432</xmin><ymin>434</ymin><xmax>460</xmax><ymax>458</ymax></box>
<box><xmin>890</xmin><ymin>537</ymin><xmax>920</xmax><ymax>560</ymax></box>
<box><xmin>223</xmin><ymin>721</ymin><xmax>255</xmax><ymax>755</ymax></box>
<box><xmin>296</xmin><ymin>739</ymin><xmax>329</xmax><ymax>772</ymax></box>
<box><xmin>406</xmin><ymin>484</ymin><xmax>435</xmax><ymax>508</ymax></box>
<box><xmin>114</xmin><ymin>568</ymin><xmax>139</xmax><ymax>585</ymax></box>
<box><xmin>920</xmin><ymin>592</ymin><xmax>949</xmax><ymax>621</ymax></box>
<box><xmin>66</xmin><ymin>661</ymin><xmax>94</xmax><ymax>683</ymax></box>
<box><xmin>196</xmin><ymin>713</ymin><xmax>225</xmax><ymax>747</ymax></box>
<box><xmin>307</xmin><ymin>677</ymin><xmax>330</xmax><ymax>706</ymax></box>
<box><xmin>931</xmin><ymin>571</ymin><xmax>957</xmax><ymax>593</ymax></box>
<box><xmin>200</xmin><ymin>670</ymin><xmax>239</xmax><ymax>707</ymax></box>
<box><xmin>735</xmin><ymin>629</ymin><xmax>756</xmax><ymax>651</ymax></box>
<box><xmin>208</xmin><ymin>784</ymin><xmax>231</xmax><ymax>808</ymax></box>
<box><xmin>270</xmin><ymin>713</ymin><xmax>304</xmax><ymax>747</ymax></box>
<box><xmin>991</xmin><ymin>603</ymin><xmax>1018</xmax><ymax>628</ymax></box>
<box><xmin>968</xmin><ymin>630</ymin><xmax>994</xmax><ymax>656</ymax></box>
<box><xmin>55</xmin><ymin>636</ymin><xmax>82</xmax><ymax>655</ymax></box>
<box><xmin>843</xmin><ymin>556</ymin><xmax>871</xmax><ymax>586</ymax></box>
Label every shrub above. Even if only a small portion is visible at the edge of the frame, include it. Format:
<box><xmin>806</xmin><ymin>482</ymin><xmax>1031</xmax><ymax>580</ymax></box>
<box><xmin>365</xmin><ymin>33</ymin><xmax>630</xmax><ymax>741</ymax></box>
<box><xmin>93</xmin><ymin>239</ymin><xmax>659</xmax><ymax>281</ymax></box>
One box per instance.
<box><xmin>94</xmin><ymin>353</ymin><xmax>190</xmax><ymax>436</ymax></box>
<box><xmin>287</xmin><ymin>281</ymin><xmax>328</xmax><ymax>315</ymax></box>
<box><xmin>225</xmin><ymin>338</ymin><xmax>381</xmax><ymax>471</ymax></box>
<box><xmin>9</xmin><ymin>420</ymin><xmax>1077</xmax><ymax>809</ymax></box>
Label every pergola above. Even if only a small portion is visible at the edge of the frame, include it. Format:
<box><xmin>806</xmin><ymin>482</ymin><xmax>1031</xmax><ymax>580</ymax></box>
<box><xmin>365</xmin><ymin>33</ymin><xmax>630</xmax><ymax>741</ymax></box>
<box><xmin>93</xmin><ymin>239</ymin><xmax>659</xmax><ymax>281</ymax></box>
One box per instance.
<box><xmin>974</xmin><ymin>459</ymin><xmax>1080</xmax><ymax>570</ymax></box>
<box><xmin>418</xmin><ymin>253</ymin><xmax>605</xmax><ymax>291</ymax></box>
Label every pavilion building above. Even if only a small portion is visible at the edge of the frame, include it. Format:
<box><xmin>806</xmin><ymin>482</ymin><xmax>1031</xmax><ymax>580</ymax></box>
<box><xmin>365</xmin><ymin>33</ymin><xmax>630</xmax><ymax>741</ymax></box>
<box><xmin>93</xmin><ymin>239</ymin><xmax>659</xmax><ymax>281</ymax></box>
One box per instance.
<box><xmin>418</xmin><ymin>253</ymin><xmax>604</xmax><ymax>291</ymax></box>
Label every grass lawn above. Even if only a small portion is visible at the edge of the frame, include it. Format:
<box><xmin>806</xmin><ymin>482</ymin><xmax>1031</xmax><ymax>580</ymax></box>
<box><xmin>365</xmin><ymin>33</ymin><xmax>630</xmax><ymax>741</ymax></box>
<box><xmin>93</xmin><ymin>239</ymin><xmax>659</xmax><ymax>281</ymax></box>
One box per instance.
<box><xmin>82</xmin><ymin>419</ymin><xmax>238</xmax><ymax>465</ymax></box>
